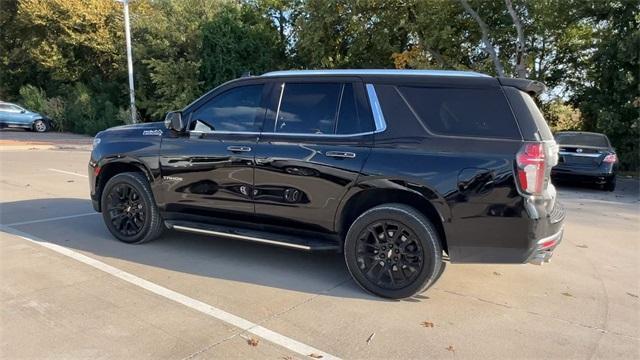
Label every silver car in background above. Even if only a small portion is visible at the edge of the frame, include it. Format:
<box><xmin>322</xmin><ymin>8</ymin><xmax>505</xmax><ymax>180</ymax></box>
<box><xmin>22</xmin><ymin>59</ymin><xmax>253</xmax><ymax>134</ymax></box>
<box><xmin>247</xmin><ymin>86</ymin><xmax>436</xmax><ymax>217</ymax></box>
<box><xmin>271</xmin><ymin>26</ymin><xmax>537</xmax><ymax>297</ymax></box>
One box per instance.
<box><xmin>0</xmin><ymin>102</ymin><xmax>53</xmax><ymax>132</ymax></box>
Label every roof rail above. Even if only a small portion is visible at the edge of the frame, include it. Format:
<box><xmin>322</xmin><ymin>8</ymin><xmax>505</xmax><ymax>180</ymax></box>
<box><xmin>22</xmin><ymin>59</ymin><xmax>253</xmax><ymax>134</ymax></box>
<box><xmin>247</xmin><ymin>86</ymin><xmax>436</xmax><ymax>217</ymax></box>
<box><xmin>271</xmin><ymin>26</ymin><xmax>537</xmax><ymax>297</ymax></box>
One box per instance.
<box><xmin>498</xmin><ymin>77</ymin><xmax>546</xmax><ymax>96</ymax></box>
<box><xmin>262</xmin><ymin>69</ymin><xmax>490</xmax><ymax>78</ymax></box>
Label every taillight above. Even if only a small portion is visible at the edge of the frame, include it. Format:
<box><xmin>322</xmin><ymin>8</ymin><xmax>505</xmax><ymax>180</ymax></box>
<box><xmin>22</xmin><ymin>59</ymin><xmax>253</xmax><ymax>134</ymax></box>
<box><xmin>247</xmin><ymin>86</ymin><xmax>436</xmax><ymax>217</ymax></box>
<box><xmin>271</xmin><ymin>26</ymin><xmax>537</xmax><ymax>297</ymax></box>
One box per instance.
<box><xmin>516</xmin><ymin>142</ymin><xmax>546</xmax><ymax>195</ymax></box>
<box><xmin>603</xmin><ymin>154</ymin><xmax>617</xmax><ymax>163</ymax></box>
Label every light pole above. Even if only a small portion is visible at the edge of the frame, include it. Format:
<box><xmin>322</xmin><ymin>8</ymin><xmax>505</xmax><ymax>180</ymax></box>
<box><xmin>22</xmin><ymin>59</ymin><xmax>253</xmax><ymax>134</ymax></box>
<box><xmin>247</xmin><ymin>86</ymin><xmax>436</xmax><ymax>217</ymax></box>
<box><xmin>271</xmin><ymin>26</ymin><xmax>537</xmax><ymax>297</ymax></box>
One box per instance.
<box><xmin>118</xmin><ymin>0</ymin><xmax>137</xmax><ymax>123</ymax></box>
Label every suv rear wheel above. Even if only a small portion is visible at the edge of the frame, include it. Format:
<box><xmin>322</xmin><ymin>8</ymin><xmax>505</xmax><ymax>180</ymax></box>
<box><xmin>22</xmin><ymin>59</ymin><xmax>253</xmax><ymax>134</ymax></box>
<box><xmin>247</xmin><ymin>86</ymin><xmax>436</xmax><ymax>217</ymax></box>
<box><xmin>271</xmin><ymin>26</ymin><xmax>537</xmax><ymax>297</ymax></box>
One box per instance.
<box><xmin>344</xmin><ymin>203</ymin><xmax>443</xmax><ymax>299</ymax></box>
<box><xmin>101</xmin><ymin>172</ymin><xmax>164</xmax><ymax>244</ymax></box>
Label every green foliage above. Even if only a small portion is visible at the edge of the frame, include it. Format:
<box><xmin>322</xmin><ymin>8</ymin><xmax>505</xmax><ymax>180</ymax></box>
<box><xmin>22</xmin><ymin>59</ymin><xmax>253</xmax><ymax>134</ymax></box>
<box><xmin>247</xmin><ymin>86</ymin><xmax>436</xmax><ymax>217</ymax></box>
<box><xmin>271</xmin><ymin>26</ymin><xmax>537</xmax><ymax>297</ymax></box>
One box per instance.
<box><xmin>571</xmin><ymin>0</ymin><xmax>639</xmax><ymax>171</ymax></box>
<box><xmin>200</xmin><ymin>5</ymin><xmax>286</xmax><ymax>88</ymax></box>
<box><xmin>1</xmin><ymin>0</ymin><xmax>638</xmax><ymax>170</ymax></box>
<box><xmin>541</xmin><ymin>101</ymin><xmax>583</xmax><ymax>132</ymax></box>
<box><xmin>18</xmin><ymin>85</ymin><xmax>47</xmax><ymax>113</ymax></box>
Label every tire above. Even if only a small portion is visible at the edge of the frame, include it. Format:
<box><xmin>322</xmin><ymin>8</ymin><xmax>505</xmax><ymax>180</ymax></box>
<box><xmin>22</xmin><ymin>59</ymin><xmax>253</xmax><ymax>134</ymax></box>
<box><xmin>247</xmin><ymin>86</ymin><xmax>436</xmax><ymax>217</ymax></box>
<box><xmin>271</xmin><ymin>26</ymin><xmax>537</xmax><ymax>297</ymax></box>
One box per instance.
<box><xmin>344</xmin><ymin>203</ymin><xmax>443</xmax><ymax>299</ymax></box>
<box><xmin>33</xmin><ymin>119</ymin><xmax>48</xmax><ymax>132</ymax></box>
<box><xmin>100</xmin><ymin>172</ymin><xmax>164</xmax><ymax>244</ymax></box>
<box><xmin>603</xmin><ymin>177</ymin><xmax>616</xmax><ymax>192</ymax></box>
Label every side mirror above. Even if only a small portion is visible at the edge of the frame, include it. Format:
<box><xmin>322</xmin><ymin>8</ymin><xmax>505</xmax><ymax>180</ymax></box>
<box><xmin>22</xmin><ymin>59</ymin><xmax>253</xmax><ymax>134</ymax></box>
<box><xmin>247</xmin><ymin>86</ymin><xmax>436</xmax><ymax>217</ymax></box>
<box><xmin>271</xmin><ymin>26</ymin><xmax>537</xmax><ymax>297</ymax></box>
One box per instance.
<box><xmin>164</xmin><ymin>111</ymin><xmax>185</xmax><ymax>132</ymax></box>
<box><xmin>20</xmin><ymin>110</ymin><xmax>26</xmax><ymax>113</ymax></box>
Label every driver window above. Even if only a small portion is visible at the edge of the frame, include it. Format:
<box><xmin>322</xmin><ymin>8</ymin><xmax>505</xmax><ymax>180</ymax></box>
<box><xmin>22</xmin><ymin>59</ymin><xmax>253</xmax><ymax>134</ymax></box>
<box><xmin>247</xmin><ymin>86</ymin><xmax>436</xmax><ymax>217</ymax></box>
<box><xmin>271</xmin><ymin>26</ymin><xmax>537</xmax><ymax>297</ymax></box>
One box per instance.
<box><xmin>191</xmin><ymin>84</ymin><xmax>264</xmax><ymax>132</ymax></box>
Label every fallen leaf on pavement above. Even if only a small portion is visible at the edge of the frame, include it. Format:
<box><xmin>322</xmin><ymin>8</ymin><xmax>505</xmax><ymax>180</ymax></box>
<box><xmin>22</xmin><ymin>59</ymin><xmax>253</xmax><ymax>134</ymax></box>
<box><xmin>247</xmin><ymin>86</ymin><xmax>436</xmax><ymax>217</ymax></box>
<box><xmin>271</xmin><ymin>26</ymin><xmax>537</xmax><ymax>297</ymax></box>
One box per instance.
<box><xmin>493</xmin><ymin>271</ymin><xmax>502</xmax><ymax>276</ymax></box>
<box><xmin>308</xmin><ymin>353</ymin><xmax>323</xmax><ymax>358</ymax></box>
<box><xmin>366</xmin><ymin>332</ymin><xmax>375</xmax><ymax>344</ymax></box>
<box><xmin>421</xmin><ymin>321</ymin><xmax>435</xmax><ymax>328</ymax></box>
<box><xmin>627</xmin><ymin>292</ymin><xmax>639</xmax><ymax>298</ymax></box>
<box><xmin>561</xmin><ymin>292</ymin><xmax>574</xmax><ymax>297</ymax></box>
<box><xmin>239</xmin><ymin>334</ymin><xmax>259</xmax><ymax>347</ymax></box>
<box><xmin>446</xmin><ymin>345</ymin><xmax>455</xmax><ymax>352</ymax></box>
<box><xmin>576</xmin><ymin>244</ymin><xmax>588</xmax><ymax>248</ymax></box>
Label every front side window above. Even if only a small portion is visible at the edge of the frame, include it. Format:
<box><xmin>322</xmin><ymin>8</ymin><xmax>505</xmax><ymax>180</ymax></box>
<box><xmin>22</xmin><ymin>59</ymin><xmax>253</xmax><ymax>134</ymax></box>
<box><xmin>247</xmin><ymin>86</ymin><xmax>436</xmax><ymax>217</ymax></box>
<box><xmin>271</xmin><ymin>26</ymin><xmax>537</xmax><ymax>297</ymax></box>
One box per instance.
<box><xmin>191</xmin><ymin>84</ymin><xmax>264</xmax><ymax>132</ymax></box>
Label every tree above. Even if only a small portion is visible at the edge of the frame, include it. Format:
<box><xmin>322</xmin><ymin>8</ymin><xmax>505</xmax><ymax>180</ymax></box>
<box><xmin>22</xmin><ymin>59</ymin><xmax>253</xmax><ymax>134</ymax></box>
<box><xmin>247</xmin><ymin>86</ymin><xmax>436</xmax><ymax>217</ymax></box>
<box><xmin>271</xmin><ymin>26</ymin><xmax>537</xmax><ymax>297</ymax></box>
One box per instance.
<box><xmin>572</xmin><ymin>0</ymin><xmax>639</xmax><ymax>171</ymax></box>
<box><xmin>200</xmin><ymin>5</ymin><xmax>286</xmax><ymax>89</ymax></box>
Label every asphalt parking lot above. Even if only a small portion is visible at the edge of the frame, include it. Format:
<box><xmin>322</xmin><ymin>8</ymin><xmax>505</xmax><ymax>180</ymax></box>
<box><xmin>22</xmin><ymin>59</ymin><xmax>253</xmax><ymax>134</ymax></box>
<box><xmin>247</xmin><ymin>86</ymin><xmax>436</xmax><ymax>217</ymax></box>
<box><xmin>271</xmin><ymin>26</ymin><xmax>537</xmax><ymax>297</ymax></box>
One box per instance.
<box><xmin>1</xmin><ymin>130</ymin><xmax>639</xmax><ymax>359</ymax></box>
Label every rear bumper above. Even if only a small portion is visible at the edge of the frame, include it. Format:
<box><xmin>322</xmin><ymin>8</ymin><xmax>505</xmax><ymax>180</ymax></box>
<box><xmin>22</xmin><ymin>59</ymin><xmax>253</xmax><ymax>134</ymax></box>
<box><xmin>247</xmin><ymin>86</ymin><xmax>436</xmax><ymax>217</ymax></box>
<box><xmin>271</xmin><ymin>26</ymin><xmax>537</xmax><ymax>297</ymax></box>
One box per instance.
<box><xmin>552</xmin><ymin>165</ymin><xmax>615</xmax><ymax>184</ymax></box>
<box><xmin>527</xmin><ymin>228</ymin><xmax>563</xmax><ymax>265</ymax></box>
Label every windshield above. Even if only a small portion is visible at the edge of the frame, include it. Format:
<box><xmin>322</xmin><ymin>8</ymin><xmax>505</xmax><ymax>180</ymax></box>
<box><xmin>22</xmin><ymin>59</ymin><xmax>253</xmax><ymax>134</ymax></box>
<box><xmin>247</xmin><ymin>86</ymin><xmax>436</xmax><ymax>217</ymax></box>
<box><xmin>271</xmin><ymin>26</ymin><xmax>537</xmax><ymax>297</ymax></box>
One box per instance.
<box><xmin>555</xmin><ymin>133</ymin><xmax>609</xmax><ymax>147</ymax></box>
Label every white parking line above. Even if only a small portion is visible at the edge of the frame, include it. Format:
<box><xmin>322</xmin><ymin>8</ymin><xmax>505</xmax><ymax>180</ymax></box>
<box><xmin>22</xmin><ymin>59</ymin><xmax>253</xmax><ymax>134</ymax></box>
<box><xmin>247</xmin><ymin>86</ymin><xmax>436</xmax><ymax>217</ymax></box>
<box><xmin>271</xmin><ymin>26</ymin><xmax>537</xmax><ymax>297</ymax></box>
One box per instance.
<box><xmin>3</xmin><ymin>212</ymin><xmax>99</xmax><ymax>227</ymax></box>
<box><xmin>48</xmin><ymin>168</ymin><xmax>88</xmax><ymax>178</ymax></box>
<box><xmin>0</xmin><ymin>225</ymin><xmax>340</xmax><ymax>360</ymax></box>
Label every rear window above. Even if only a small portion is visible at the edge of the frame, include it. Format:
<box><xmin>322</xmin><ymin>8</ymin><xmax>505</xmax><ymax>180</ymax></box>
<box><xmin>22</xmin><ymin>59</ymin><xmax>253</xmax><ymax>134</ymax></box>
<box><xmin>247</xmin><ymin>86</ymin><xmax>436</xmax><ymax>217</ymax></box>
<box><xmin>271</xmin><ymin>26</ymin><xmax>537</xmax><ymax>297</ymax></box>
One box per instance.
<box><xmin>398</xmin><ymin>86</ymin><xmax>520</xmax><ymax>139</ymax></box>
<box><xmin>555</xmin><ymin>133</ymin><xmax>609</xmax><ymax>147</ymax></box>
<box><xmin>503</xmin><ymin>87</ymin><xmax>553</xmax><ymax>141</ymax></box>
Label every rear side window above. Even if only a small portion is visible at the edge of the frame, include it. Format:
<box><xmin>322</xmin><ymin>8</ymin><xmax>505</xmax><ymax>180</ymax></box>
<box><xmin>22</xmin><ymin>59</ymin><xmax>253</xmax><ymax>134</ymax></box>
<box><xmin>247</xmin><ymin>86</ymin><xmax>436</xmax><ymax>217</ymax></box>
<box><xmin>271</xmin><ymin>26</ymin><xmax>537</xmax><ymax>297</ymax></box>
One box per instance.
<box><xmin>399</xmin><ymin>86</ymin><xmax>520</xmax><ymax>139</ymax></box>
<box><xmin>274</xmin><ymin>82</ymin><xmax>371</xmax><ymax>135</ymax></box>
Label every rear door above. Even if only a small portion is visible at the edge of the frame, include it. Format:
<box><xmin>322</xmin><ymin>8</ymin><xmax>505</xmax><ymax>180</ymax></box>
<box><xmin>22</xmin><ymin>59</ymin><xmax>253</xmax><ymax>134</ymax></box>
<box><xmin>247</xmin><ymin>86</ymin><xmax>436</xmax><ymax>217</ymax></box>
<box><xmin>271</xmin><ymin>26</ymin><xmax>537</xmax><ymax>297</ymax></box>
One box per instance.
<box><xmin>158</xmin><ymin>80</ymin><xmax>271</xmax><ymax>223</ymax></box>
<box><xmin>253</xmin><ymin>77</ymin><xmax>375</xmax><ymax>232</ymax></box>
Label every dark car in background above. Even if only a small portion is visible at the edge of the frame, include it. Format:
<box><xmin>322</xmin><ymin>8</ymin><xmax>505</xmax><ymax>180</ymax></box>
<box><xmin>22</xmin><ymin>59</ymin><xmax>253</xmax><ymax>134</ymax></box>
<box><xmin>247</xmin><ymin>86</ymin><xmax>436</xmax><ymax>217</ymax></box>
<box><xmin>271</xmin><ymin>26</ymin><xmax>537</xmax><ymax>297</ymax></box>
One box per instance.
<box><xmin>552</xmin><ymin>131</ymin><xmax>617</xmax><ymax>191</ymax></box>
<box><xmin>0</xmin><ymin>101</ymin><xmax>53</xmax><ymax>132</ymax></box>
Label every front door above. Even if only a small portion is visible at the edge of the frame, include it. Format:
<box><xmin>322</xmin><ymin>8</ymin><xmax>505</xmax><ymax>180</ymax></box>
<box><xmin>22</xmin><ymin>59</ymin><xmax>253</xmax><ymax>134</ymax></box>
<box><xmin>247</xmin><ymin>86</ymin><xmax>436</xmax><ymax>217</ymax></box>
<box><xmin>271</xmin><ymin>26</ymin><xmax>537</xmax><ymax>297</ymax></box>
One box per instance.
<box><xmin>253</xmin><ymin>78</ymin><xmax>376</xmax><ymax>232</ymax></box>
<box><xmin>158</xmin><ymin>82</ymin><xmax>269</xmax><ymax>223</ymax></box>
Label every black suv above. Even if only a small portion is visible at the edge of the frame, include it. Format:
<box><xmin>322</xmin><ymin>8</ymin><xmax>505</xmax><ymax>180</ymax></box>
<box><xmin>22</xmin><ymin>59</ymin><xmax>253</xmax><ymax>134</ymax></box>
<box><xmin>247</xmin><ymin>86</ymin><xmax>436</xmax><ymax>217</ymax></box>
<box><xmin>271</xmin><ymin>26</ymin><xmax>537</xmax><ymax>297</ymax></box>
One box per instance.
<box><xmin>89</xmin><ymin>70</ymin><xmax>565</xmax><ymax>299</ymax></box>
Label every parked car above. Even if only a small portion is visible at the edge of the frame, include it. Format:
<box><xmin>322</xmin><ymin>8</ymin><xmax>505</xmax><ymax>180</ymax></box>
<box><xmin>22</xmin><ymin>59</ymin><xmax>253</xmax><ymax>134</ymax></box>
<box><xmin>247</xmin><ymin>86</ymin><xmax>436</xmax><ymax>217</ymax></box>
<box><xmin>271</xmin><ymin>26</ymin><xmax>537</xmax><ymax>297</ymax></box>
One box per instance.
<box><xmin>89</xmin><ymin>70</ymin><xmax>565</xmax><ymax>299</ymax></box>
<box><xmin>552</xmin><ymin>131</ymin><xmax>617</xmax><ymax>191</ymax></box>
<box><xmin>0</xmin><ymin>102</ymin><xmax>53</xmax><ymax>132</ymax></box>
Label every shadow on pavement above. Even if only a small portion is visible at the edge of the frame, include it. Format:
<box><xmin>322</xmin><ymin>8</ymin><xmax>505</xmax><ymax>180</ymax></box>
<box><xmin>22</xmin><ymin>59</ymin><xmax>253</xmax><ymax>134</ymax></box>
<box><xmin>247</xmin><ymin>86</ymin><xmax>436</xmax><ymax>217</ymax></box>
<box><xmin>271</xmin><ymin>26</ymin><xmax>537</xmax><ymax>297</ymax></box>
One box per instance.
<box><xmin>1</xmin><ymin>198</ymin><xmax>390</xmax><ymax>301</ymax></box>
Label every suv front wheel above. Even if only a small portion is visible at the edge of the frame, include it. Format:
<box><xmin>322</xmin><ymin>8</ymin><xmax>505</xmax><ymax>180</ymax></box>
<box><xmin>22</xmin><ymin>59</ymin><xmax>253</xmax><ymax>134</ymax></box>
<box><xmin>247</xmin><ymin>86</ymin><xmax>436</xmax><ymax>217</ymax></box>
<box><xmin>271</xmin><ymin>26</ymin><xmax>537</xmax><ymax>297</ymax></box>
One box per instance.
<box><xmin>344</xmin><ymin>204</ymin><xmax>443</xmax><ymax>299</ymax></box>
<box><xmin>101</xmin><ymin>172</ymin><xmax>164</xmax><ymax>244</ymax></box>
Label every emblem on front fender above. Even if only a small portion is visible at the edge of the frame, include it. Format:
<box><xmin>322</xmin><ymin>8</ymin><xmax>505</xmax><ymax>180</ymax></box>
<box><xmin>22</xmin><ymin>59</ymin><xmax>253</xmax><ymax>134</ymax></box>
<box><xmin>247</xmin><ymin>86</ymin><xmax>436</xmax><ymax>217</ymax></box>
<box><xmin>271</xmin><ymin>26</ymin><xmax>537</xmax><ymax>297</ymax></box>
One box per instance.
<box><xmin>142</xmin><ymin>129</ymin><xmax>163</xmax><ymax>136</ymax></box>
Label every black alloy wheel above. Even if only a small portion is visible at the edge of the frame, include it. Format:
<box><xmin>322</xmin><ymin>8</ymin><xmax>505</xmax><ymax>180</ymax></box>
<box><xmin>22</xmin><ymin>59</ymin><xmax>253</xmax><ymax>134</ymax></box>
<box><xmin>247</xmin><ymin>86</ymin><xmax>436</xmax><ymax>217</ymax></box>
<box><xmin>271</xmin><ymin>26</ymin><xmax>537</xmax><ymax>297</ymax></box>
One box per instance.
<box><xmin>100</xmin><ymin>172</ymin><xmax>164</xmax><ymax>244</ymax></box>
<box><xmin>344</xmin><ymin>203</ymin><xmax>443</xmax><ymax>299</ymax></box>
<box><xmin>106</xmin><ymin>183</ymin><xmax>146</xmax><ymax>237</ymax></box>
<box><xmin>355</xmin><ymin>220</ymin><xmax>424</xmax><ymax>289</ymax></box>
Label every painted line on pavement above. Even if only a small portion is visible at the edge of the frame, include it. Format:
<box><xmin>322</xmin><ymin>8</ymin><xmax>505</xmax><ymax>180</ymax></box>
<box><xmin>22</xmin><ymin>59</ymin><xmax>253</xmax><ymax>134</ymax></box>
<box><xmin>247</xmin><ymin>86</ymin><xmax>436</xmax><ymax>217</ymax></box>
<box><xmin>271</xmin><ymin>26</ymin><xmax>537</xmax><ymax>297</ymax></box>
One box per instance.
<box><xmin>3</xmin><ymin>212</ymin><xmax>99</xmax><ymax>227</ymax></box>
<box><xmin>0</xmin><ymin>225</ymin><xmax>340</xmax><ymax>360</ymax></box>
<box><xmin>48</xmin><ymin>168</ymin><xmax>88</xmax><ymax>178</ymax></box>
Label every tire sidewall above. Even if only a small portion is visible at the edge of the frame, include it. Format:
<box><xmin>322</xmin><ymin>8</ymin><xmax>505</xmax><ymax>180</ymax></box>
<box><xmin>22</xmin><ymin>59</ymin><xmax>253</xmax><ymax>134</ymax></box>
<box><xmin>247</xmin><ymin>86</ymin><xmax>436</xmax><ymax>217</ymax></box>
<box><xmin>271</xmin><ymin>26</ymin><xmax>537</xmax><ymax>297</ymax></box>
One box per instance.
<box><xmin>33</xmin><ymin>119</ymin><xmax>48</xmax><ymax>132</ymax></box>
<box><xmin>101</xmin><ymin>172</ymin><xmax>156</xmax><ymax>244</ymax></box>
<box><xmin>344</xmin><ymin>204</ymin><xmax>442</xmax><ymax>299</ymax></box>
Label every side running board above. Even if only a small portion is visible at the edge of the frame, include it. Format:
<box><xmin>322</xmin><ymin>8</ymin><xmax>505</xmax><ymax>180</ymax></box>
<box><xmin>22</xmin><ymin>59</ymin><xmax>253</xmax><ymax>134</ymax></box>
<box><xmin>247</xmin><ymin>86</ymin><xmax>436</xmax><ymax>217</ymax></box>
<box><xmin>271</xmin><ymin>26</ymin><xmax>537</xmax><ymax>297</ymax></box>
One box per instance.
<box><xmin>165</xmin><ymin>220</ymin><xmax>340</xmax><ymax>251</ymax></box>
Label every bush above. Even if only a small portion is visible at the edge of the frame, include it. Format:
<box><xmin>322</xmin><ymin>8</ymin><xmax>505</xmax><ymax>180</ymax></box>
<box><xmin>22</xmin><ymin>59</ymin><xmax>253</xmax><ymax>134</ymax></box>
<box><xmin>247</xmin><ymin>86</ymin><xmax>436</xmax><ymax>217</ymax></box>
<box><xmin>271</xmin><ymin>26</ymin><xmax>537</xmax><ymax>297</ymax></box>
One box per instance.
<box><xmin>62</xmin><ymin>83</ymin><xmax>126</xmax><ymax>135</ymax></box>
<box><xmin>19</xmin><ymin>85</ymin><xmax>47</xmax><ymax>113</ymax></box>
<box><xmin>542</xmin><ymin>101</ymin><xmax>583</xmax><ymax>133</ymax></box>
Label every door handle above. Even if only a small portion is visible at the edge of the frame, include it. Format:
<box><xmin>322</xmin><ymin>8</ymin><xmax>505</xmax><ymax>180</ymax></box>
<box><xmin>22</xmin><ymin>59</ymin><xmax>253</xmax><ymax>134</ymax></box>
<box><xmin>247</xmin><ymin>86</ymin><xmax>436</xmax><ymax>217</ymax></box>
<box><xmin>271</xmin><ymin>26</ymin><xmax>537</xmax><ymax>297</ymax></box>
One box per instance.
<box><xmin>226</xmin><ymin>146</ymin><xmax>252</xmax><ymax>153</ymax></box>
<box><xmin>326</xmin><ymin>151</ymin><xmax>356</xmax><ymax>159</ymax></box>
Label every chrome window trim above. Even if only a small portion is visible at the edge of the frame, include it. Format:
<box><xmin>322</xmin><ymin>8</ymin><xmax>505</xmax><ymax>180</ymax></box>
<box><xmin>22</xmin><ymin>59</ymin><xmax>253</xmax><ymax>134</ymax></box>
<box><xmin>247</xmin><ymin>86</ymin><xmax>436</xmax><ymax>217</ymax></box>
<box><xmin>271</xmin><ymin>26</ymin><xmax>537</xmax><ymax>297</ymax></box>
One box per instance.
<box><xmin>262</xmin><ymin>69</ymin><xmax>490</xmax><ymax>78</ymax></box>
<box><xmin>273</xmin><ymin>83</ymin><xmax>285</xmax><ymax>132</ymax></box>
<box><xmin>191</xmin><ymin>82</ymin><xmax>388</xmax><ymax>138</ymax></box>
<box><xmin>366</xmin><ymin>84</ymin><xmax>387</xmax><ymax>133</ymax></box>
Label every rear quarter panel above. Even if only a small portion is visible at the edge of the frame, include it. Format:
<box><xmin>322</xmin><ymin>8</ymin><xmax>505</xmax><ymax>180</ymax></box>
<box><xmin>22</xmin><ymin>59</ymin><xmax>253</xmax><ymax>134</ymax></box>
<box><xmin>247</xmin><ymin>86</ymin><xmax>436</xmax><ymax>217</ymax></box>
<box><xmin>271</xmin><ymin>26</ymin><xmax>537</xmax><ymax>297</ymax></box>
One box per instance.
<box><xmin>359</xmin><ymin>136</ymin><xmax>529</xmax><ymax>263</ymax></box>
